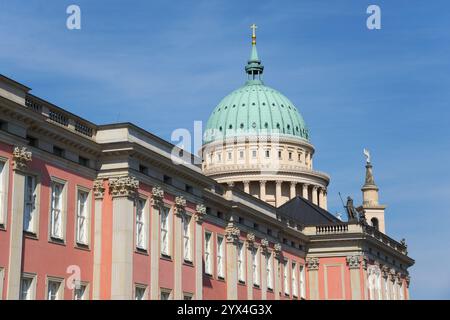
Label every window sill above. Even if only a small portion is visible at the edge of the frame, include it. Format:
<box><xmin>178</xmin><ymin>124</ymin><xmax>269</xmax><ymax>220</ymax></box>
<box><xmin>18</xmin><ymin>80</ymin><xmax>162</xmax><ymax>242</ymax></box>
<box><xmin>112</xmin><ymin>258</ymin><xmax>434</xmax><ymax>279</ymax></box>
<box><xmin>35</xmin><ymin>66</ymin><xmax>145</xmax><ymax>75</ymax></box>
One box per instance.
<box><xmin>160</xmin><ymin>254</ymin><xmax>172</xmax><ymax>261</ymax></box>
<box><xmin>49</xmin><ymin>237</ymin><xmax>66</xmax><ymax>246</ymax></box>
<box><xmin>183</xmin><ymin>260</ymin><xmax>193</xmax><ymax>266</ymax></box>
<box><xmin>253</xmin><ymin>284</ymin><xmax>260</xmax><ymax>289</ymax></box>
<box><xmin>217</xmin><ymin>276</ymin><xmax>225</xmax><ymax>282</ymax></box>
<box><xmin>23</xmin><ymin>231</ymin><xmax>38</xmax><ymax>239</ymax></box>
<box><xmin>75</xmin><ymin>243</ymin><xmax>91</xmax><ymax>251</ymax></box>
<box><xmin>135</xmin><ymin>247</ymin><xmax>148</xmax><ymax>255</ymax></box>
<box><xmin>267</xmin><ymin>288</ymin><xmax>273</xmax><ymax>292</ymax></box>
<box><xmin>238</xmin><ymin>280</ymin><xmax>246</xmax><ymax>285</ymax></box>
<box><xmin>204</xmin><ymin>272</ymin><xmax>213</xmax><ymax>278</ymax></box>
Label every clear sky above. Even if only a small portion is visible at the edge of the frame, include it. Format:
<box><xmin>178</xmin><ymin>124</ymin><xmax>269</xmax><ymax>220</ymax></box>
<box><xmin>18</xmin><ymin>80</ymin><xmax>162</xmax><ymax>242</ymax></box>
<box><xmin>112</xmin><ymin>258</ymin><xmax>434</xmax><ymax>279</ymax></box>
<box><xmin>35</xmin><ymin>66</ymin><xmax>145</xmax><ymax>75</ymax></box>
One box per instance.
<box><xmin>1</xmin><ymin>0</ymin><xmax>449</xmax><ymax>299</ymax></box>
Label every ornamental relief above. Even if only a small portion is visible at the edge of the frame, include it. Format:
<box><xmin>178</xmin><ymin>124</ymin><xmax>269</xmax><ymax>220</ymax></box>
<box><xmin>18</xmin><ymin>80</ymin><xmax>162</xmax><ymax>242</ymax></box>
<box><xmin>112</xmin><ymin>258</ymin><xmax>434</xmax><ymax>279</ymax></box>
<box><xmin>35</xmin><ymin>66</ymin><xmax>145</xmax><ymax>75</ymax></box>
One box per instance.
<box><xmin>93</xmin><ymin>179</ymin><xmax>105</xmax><ymax>199</ymax></box>
<box><xmin>346</xmin><ymin>255</ymin><xmax>361</xmax><ymax>269</ymax></box>
<box><xmin>194</xmin><ymin>203</ymin><xmax>206</xmax><ymax>222</ymax></box>
<box><xmin>151</xmin><ymin>186</ymin><xmax>164</xmax><ymax>207</ymax></box>
<box><xmin>225</xmin><ymin>222</ymin><xmax>240</xmax><ymax>243</ymax></box>
<box><xmin>108</xmin><ymin>175</ymin><xmax>139</xmax><ymax>198</ymax></box>
<box><xmin>306</xmin><ymin>257</ymin><xmax>319</xmax><ymax>270</ymax></box>
<box><xmin>174</xmin><ymin>195</ymin><xmax>186</xmax><ymax>216</ymax></box>
<box><xmin>13</xmin><ymin>146</ymin><xmax>32</xmax><ymax>171</ymax></box>
<box><xmin>246</xmin><ymin>232</ymin><xmax>256</xmax><ymax>248</ymax></box>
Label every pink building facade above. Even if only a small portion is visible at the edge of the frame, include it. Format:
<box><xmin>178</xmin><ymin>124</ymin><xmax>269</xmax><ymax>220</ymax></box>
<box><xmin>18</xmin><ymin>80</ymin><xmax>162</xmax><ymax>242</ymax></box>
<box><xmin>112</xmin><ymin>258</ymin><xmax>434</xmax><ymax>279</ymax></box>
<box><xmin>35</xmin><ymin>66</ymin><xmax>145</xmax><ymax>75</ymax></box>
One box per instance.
<box><xmin>0</xmin><ymin>74</ymin><xmax>413</xmax><ymax>300</ymax></box>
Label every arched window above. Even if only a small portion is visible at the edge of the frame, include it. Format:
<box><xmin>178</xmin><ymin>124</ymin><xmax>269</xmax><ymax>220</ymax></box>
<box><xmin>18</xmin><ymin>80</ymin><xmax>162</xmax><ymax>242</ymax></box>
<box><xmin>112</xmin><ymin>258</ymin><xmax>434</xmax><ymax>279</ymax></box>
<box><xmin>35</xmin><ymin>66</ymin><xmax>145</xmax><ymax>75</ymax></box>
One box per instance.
<box><xmin>371</xmin><ymin>218</ymin><xmax>379</xmax><ymax>230</ymax></box>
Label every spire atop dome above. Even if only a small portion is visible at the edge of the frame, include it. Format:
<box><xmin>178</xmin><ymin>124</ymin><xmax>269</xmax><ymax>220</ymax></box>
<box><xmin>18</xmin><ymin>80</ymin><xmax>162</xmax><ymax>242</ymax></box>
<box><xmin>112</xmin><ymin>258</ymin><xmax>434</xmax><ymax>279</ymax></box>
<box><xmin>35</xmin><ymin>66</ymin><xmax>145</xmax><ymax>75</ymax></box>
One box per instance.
<box><xmin>245</xmin><ymin>24</ymin><xmax>264</xmax><ymax>81</ymax></box>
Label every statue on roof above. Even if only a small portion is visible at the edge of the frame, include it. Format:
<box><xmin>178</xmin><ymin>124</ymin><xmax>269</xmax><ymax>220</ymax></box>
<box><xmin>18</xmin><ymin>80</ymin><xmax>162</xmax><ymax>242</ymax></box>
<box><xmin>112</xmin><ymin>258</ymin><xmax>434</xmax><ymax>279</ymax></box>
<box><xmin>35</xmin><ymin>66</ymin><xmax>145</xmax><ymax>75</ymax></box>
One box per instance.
<box><xmin>345</xmin><ymin>196</ymin><xmax>359</xmax><ymax>222</ymax></box>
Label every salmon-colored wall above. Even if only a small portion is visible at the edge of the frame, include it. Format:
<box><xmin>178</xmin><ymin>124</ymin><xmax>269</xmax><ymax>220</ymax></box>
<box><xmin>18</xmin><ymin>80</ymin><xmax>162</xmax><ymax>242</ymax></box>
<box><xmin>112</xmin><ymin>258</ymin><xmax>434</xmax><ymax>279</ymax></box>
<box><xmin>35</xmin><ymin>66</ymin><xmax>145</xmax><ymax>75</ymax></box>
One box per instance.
<box><xmin>20</xmin><ymin>153</ymin><xmax>95</xmax><ymax>299</ymax></box>
<box><xmin>317</xmin><ymin>257</ymin><xmax>351</xmax><ymax>300</ymax></box>
<box><xmin>0</xmin><ymin>142</ymin><xmax>13</xmax><ymax>299</ymax></box>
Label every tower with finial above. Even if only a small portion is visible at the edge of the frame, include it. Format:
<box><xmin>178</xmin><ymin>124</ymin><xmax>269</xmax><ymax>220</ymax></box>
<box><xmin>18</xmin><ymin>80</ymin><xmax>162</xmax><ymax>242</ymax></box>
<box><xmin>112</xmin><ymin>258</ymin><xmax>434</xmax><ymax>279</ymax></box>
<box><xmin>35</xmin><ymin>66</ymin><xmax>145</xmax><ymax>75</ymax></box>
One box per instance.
<box><xmin>360</xmin><ymin>149</ymin><xmax>387</xmax><ymax>233</ymax></box>
<box><xmin>245</xmin><ymin>24</ymin><xmax>264</xmax><ymax>81</ymax></box>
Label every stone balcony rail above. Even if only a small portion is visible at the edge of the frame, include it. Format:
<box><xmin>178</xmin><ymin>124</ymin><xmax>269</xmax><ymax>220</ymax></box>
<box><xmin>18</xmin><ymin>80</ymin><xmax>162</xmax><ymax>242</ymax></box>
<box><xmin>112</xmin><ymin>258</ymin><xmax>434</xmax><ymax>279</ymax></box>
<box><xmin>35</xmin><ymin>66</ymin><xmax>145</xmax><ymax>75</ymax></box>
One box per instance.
<box><xmin>304</xmin><ymin>222</ymin><xmax>408</xmax><ymax>255</ymax></box>
<box><xmin>25</xmin><ymin>95</ymin><xmax>96</xmax><ymax>139</ymax></box>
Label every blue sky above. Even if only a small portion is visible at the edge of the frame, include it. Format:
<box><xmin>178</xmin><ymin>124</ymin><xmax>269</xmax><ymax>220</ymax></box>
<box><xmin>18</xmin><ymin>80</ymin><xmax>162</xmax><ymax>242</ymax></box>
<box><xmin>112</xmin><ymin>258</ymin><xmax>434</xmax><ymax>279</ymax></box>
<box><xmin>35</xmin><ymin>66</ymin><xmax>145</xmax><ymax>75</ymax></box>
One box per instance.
<box><xmin>1</xmin><ymin>0</ymin><xmax>449</xmax><ymax>299</ymax></box>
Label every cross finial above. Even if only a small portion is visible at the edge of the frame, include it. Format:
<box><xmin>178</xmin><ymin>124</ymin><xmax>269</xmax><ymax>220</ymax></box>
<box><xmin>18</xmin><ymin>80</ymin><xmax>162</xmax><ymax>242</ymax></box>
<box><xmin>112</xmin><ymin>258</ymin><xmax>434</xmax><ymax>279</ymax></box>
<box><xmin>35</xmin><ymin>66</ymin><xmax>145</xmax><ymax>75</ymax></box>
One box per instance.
<box><xmin>250</xmin><ymin>23</ymin><xmax>257</xmax><ymax>45</ymax></box>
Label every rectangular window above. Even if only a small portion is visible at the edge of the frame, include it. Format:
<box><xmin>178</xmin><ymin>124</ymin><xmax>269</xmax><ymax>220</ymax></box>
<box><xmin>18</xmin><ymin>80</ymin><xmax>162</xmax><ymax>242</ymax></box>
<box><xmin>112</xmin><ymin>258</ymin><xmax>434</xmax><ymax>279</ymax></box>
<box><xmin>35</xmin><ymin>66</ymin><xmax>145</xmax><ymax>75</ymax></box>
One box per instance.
<box><xmin>50</xmin><ymin>181</ymin><xmax>64</xmax><ymax>239</ymax></box>
<box><xmin>136</xmin><ymin>198</ymin><xmax>147</xmax><ymax>250</ymax></box>
<box><xmin>239</xmin><ymin>150</ymin><xmax>244</xmax><ymax>160</ymax></box>
<box><xmin>183</xmin><ymin>214</ymin><xmax>192</xmax><ymax>261</ymax></box>
<box><xmin>278</xmin><ymin>150</ymin><xmax>282</xmax><ymax>159</ymax></box>
<box><xmin>160</xmin><ymin>207</ymin><xmax>170</xmax><ymax>256</ymax></box>
<box><xmin>0</xmin><ymin>161</ymin><xmax>6</xmax><ymax>226</ymax></box>
<box><xmin>183</xmin><ymin>293</ymin><xmax>193</xmax><ymax>300</ymax></box>
<box><xmin>74</xmin><ymin>284</ymin><xmax>88</xmax><ymax>300</ymax></box>
<box><xmin>266</xmin><ymin>252</ymin><xmax>273</xmax><ymax>290</ymax></box>
<box><xmin>283</xmin><ymin>261</ymin><xmax>290</xmax><ymax>295</ymax></box>
<box><xmin>252</xmin><ymin>150</ymin><xmax>257</xmax><ymax>158</ymax></box>
<box><xmin>76</xmin><ymin>190</ymin><xmax>89</xmax><ymax>245</ymax></box>
<box><xmin>300</xmin><ymin>265</ymin><xmax>306</xmax><ymax>298</ymax></box>
<box><xmin>227</xmin><ymin>151</ymin><xmax>232</xmax><ymax>160</ymax></box>
<box><xmin>265</xmin><ymin>150</ymin><xmax>270</xmax><ymax>158</ymax></box>
<box><xmin>237</xmin><ymin>242</ymin><xmax>245</xmax><ymax>282</ymax></box>
<box><xmin>292</xmin><ymin>262</ymin><xmax>298</xmax><ymax>297</ymax></box>
<box><xmin>20</xmin><ymin>276</ymin><xmax>34</xmax><ymax>300</ymax></box>
<box><xmin>135</xmin><ymin>285</ymin><xmax>146</xmax><ymax>300</ymax></box>
<box><xmin>23</xmin><ymin>175</ymin><xmax>37</xmax><ymax>233</ymax></box>
<box><xmin>160</xmin><ymin>289</ymin><xmax>171</xmax><ymax>300</ymax></box>
<box><xmin>288</xmin><ymin>152</ymin><xmax>293</xmax><ymax>160</ymax></box>
<box><xmin>252</xmin><ymin>247</ymin><xmax>259</xmax><ymax>286</ymax></box>
<box><xmin>217</xmin><ymin>235</ymin><xmax>225</xmax><ymax>278</ymax></box>
<box><xmin>204</xmin><ymin>232</ymin><xmax>212</xmax><ymax>275</ymax></box>
<box><xmin>47</xmin><ymin>279</ymin><xmax>62</xmax><ymax>300</ymax></box>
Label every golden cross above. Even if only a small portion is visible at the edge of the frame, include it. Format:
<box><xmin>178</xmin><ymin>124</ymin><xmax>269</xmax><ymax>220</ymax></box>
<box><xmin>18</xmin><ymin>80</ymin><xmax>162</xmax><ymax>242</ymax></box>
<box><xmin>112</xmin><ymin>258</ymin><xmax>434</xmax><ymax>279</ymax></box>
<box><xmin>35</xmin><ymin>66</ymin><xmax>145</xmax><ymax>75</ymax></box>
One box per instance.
<box><xmin>250</xmin><ymin>23</ymin><xmax>257</xmax><ymax>44</ymax></box>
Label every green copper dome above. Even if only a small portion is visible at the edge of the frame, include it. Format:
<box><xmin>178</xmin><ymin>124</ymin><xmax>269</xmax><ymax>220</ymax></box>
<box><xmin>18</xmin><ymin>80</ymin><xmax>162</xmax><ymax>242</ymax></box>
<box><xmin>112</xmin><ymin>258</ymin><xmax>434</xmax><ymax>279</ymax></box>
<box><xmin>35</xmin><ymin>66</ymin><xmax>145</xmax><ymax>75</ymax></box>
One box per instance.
<box><xmin>204</xmin><ymin>31</ymin><xmax>309</xmax><ymax>144</ymax></box>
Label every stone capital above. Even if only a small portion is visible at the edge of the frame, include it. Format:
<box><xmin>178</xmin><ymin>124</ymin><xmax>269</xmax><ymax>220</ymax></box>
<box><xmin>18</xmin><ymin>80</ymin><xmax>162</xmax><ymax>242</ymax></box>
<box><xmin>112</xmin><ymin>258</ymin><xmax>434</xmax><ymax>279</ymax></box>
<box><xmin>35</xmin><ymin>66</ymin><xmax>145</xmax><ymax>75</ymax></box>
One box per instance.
<box><xmin>225</xmin><ymin>222</ymin><xmax>240</xmax><ymax>243</ymax></box>
<box><xmin>150</xmin><ymin>186</ymin><xmax>164</xmax><ymax>208</ymax></box>
<box><xmin>93</xmin><ymin>179</ymin><xmax>105</xmax><ymax>199</ymax></box>
<box><xmin>273</xmin><ymin>243</ymin><xmax>282</xmax><ymax>259</ymax></box>
<box><xmin>346</xmin><ymin>255</ymin><xmax>361</xmax><ymax>269</ymax></box>
<box><xmin>108</xmin><ymin>175</ymin><xmax>139</xmax><ymax>198</ymax></box>
<box><xmin>275</xmin><ymin>180</ymin><xmax>283</xmax><ymax>186</ymax></box>
<box><xmin>13</xmin><ymin>146</ymin><xmax>32</xmax><ymax>171</ymax></box>
<box><xmin>246</xmin><ymin>232</ymin><xmax>256</xmax><ymax>248</ymax></box>
<box><xmin>260</xmin><ymin>238</ymin><xmax>269</xmax><ymax>251</ymax></box>
<box><xmin>306</xmin><ymin>257</ymin><xmax>320</xmax><ymax>271</ymax></box>
<box><xmin>194</xmin><ymin>203</ymin><xmax>206</xmax><ymax>223</ymax></box>
<box><xmin>174</xmin><ymin>195</ymin><xmax>187</xmax><ymax>216</ymax></box>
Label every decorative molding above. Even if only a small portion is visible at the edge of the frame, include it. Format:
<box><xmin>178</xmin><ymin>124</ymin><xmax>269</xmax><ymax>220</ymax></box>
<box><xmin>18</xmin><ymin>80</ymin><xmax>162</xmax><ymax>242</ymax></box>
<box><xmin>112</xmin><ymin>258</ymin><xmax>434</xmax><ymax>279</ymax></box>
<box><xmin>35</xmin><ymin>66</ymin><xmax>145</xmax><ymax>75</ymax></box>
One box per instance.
<box><xmin>150</xmin><ymin>186</ymin><xmax>164</xmax><ymax>207</ymax></box>
<box><xmin>405</xmin><ymin>275</ymin><xmax>411</xmax><ymax>288</ymax></box>
<box><xmin>93</xmin><ymin>179</ymin><xmax>105</xmax><ymax>199</ymax></box>
<box><xmin>194</xmin><ymin>204</ymin><xmax>206</xmax><ymax>223</ymax></box>
<box><xmin>346</xmin><ymin>255</ymin><xmax>361</xmax><ymax>269</ymax></box>
<box><xmin>108</xmin><ymin>175</ymin><xmax>139</xmax><ymax>198</ymax></box>
<box><xmin>225</xmin><ymin>222</ymin><xmax>240</xmax><ymax>243</ymax></box>
<box><xmin>381</xmin><ymin>265</ymin><xmax>390</xmax><ymax>279</ymax></box>
<box><xmin>306</xmin><ymin>257</ymin><xmax>320</xmax><ymax>271</ymax></box>
<box><xmin>273</xmin><ymin>243</ymin><xmax>282</xmax><ymax>259</ymax></box>
<box><xmin>260</xmin><ymin>238</ymin><xmax>269</xmax><ymax>251</ymax></box>
<box><xmin>12</xmin><ymin>146</ymin><xmax>32</xmax><ymax>171</ymax></box>
<box><xmin>246</xmin><ymin>232</ymin><xmax>256</xmax><ymax>248</ymax></box>
<box><xmin>389</xmin><ymin>268</ymin><xmax>396</xmax><ymax>283</ymax></box>
<box><xmin>174</xmin><ymin>195</ymin><xmax>186</xmax><ymax>216</ymax></box>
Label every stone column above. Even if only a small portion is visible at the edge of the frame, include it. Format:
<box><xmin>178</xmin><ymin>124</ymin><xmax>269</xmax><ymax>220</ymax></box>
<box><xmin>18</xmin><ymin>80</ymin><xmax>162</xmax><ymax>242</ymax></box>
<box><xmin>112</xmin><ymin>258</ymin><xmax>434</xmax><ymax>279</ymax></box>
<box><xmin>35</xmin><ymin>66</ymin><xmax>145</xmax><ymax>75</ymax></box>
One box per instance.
<box><xmin>290</xmin><ymin>182</ymin><xmax>296</xmax><ymax>200</ymax></box>
<box><xmin>381</xmin><ymin>266</ymin><xmax>390</xmax><ymax>300</ymax></box>
<box><xmin>173</xmin><ymin>196</ymin><xmax>186</xmax><ymax>300</ymax></box>
<box><xmin>260</xmin><ymin>239</ymin><xmax>269</xmax><ymax>300</ymax></box>
<box><xmin>346</xmin><ymin>255</ymin><xmax>362</xmax><ymax>300</ymax></box>
<box><xmin>194</xmin><ymin>204</ymin><xmax>206</xmax><ymax>300</ymax></box>
<box><xmin>243</xmin><ymin>180</ymin><xmax>250</xmax><ymax>194</ymax></box>
<box><xmin>225</xmin><ymin>218</ymin><xmax>240</xmax><ymax>300</ymax></box>
<box><xmin>302</xmin><ymin>184</ymin><xmax>309</xmax><ymax>200</ymax></box>
<box><xmin>275</xmin><ymin>181</ymin><xmax>282</xmax><ymax>207</ymax></box>
<box><xmin>323</xmin><ymin>190</ymin><xmax>328</xmax><ymax>210</ymax></box>
<box><xmin>306</xmin><ymin>257</ymin><xmax>320</xmax><ymax>300</ymax></box>
<box><xmin>92</xmin><ymin>179</ymin><xmax>106</xmax><ymax>299</ymax></box>
<box><xmin>312</xmin><ymin>186</ymin><xmax>318</xmax><ymax>205</ymax></box>
<box><xmin>259</xmin><ymin>180</ymin><xmax>266</xmax><ymax>202</ymax></box>
<box><xmin>273</xmin><ymin>243</ymin><xmax>282</xmax><ymax>300</ymax></box>
<box><xmin>405</xmin><ymin>276</ymin><xmax>411</xmax><ymax>300</ymax></box>
<box><xmin>7</xmin><ymin>147</ymin><xmax>32</xmax><ymax>299</ymax></box>
<box><xmin>150</xmin><ymin>186</ymin><xmax>164</xmax><ymax>300</ymax></box>
<box><xmin>246</xmin><ymin>233</ymin><xmax>255</xmax><ymax>299</ymax></box>
<box><xmin>109</xmin><ymin>175</ymin><xmax>139</xmax><ymax>300</ymax></box>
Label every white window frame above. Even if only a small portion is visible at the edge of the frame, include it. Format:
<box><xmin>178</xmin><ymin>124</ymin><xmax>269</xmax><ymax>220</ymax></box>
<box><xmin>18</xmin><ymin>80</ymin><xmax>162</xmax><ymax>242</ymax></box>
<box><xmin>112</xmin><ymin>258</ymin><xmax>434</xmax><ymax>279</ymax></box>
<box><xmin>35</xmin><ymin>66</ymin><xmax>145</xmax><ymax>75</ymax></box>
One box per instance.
<box><xmin>237</xmin><ymin>241</ymin><xmax>245</xmax><ymax>282</ymax></box>
<box><xmin>252</xmin><ymin>247</ymin><xmax>259</xmax><ymax>286</ymax></box>
<box><xmin>0</xmin><ymin>159</ymin><xmax>9</xmax><ymax>228</ymax></box>
<box><xmin>292</xmin><ymin>262</ymin><xmax>298</xmax><ymax>297</ymax></box>
<box><xmin>182</xmin><ymin>213</ymin><xmax>192</xmax><ymax>262</ymax></box>
<box><xmin>300</xmin><ymin>264</ymin><xmax>306</xmax><ymax>299</ymax></box>
<box><xmin>266</xmin><ymin>252</ymin><xmax>273</xmax><ymax>290</ymax></box>
<box><xmin>136</xmin><ymin>197</ymin><xmax>147</xmax><ymax>250</ymax></box>
<box><xmin>160</xmin><ymin>206</ymin><xmax>171</xmax><ymax>256</ymax></box>
<box><xmin>23</xmin><ymin>174</ymin><xmax>38</xmax><ymax>234</ymax></box>
<box><xmin>216</xmin><ymin>235</ymin><xmax>225</xmax><ymax>279</ymax></box>
<box><xmin>160</xmin><ymin>288</ymin><xmax>171</xmax><ymax>300</ymax></box>
<box><xmin>46</xmin><ymin>277</ymin><xmax>64</xmax><ymax>300</ymax></box>
<box><xmin>76</xmin><ymin>188</ymin><xmax>90</xmax><ymax>246</ymax></box>
<box><xmin>134</xmin><ymin>284</ymin><xmax>147</xmax><ymax>300</ymax></box>
<box><xmin>283</xmin><ymin>260</ymin><xmax>290</xmax><ymax>295</ymax></box>
<box><xmin>74</xmin><ymin>282</ymin><xmax>89</xmax><ymax>300</ymax></box>
<box><xmin>183</xmin><ymin>292</ymin><xmax>194</xmax><ymax>300</ymax></box>
<box><xmin>20</xmin><ymin>273</ymin><xmax>37</xmax><ymax>300</ymax></box>
<box><xmin>204</xmin><ymin>231</ymin><xmax>212</xmax><ymax>275</ymax></box>
<box><xmin>384</xmin><ymin>277</ymin><xmax>390</xmax><ymax>300</ymax></box>
<box><xmin>50</xmin><ymin>179</ymin><xmax>66</xmax><ymax>240</ymax></box>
